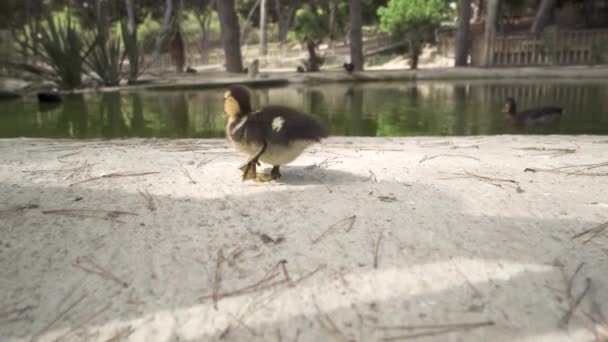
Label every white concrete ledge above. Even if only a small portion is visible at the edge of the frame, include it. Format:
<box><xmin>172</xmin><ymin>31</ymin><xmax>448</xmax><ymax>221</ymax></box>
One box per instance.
<box><xmin>0</xmin><ymin>136</ymin><xmax>607</xmax><ymax>341</ymax></box>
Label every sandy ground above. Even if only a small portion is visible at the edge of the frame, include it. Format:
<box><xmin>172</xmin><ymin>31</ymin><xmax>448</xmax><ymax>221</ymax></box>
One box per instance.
<box><xmin>0</xmin><ymin>136</ymin><xmax>607</xmax><ymax>342</ymax></box>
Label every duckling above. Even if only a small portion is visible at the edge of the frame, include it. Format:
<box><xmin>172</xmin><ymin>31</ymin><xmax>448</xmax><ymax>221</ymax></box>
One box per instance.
<box><xmin>224</xmin><ymin>85</ymin><xmax>328</xmax><ymax>182</ymax></box>
<box><xmin>503</xmin><ymin>97</ymin><xmax>563</xmax><ymax>127</ymax></box>
<box><xmin>343</xmin><ymin>62</ymin><xmax>355</xmax><ymax>74</ymax></box>
<box><xmin>37</xmin><ymin>89</ymin><xmax>62</xmax><ymax>103</ymax></box>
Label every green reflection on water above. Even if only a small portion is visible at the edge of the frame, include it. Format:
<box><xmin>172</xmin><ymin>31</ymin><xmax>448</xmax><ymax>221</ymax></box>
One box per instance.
<box><xmin>1</xmin><ymin>80</ymin><xmax>607</xmax><ymax>139</ymax></box>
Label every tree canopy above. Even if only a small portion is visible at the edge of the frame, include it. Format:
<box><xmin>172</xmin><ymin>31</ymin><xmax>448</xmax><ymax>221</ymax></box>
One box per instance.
<box><xmin>377</xmin><ymin>0</ymin><xmax>452</xmax><ymax>69</ymax></box>
<box><xmin>378</xmin><ymin>0</ymin><xmax>452</xmax><ymax>35</ymax></box>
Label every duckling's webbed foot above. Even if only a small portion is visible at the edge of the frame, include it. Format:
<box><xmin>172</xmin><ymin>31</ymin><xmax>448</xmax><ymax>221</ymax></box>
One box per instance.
<box><xmin>239</xmin><ymin>142</ymin><xmax>267</xmax><ymax>182</ymax></box>
<box><xmin>254</xmin><ymin>173</ymin><xmax>274</xmax><ymax>182</ymax></box>
<box><xmin>241</xmin><ymin>161</ymin><xmax>257</xmax><ymax>181</ymax></box>
<box><xmin>271</xmin><ymin>166</ymin><xmax>281</xmax><ymax>179</ymax></box>
<box><xmin>239</xmin><ymin>160</ymin><xmax>261</xmax><ymax>171</ymax></box>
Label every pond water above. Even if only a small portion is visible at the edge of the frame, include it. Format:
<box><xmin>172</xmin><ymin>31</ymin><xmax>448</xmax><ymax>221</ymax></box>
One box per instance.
<box><xmin>1</xmin><ymin>80</ymin><xmax>608</xmax><ymax>139</ymax></box>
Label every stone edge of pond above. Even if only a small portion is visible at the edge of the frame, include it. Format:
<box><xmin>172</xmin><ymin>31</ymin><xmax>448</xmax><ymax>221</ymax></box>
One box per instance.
<box><xmin>136</xmin><ymin>66</ymin><xmax>608</xmax><ymax>91</ymax></box>
<box><xmin>4</xmin><ymin>65</ymin><xmax>608</xmax><ymax>95</ymax></box>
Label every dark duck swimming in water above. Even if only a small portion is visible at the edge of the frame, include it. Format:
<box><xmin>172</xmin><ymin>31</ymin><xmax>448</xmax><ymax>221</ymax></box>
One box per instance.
<box><xmin>503</xmin><ymin>97</ymin><xmax>563</xmax><ymax>127</ymax></box>
<box><xmin>224</xmin><ymin>85</ymin><xmax>328</xmax><ymax>182</ymax></box>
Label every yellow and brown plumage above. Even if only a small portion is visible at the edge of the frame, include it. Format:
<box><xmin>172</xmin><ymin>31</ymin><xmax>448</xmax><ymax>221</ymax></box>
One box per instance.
<box><xmin>223</xmin><ymin>85</ymin><xmax>328</xmax><ymax>181</ymax></box>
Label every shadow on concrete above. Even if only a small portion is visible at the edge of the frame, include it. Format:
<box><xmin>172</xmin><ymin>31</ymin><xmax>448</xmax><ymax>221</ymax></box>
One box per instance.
<box><xmin>0</xmin><ymin>173</ymin><xmax>606</xmax><ymax>342</ymax></box>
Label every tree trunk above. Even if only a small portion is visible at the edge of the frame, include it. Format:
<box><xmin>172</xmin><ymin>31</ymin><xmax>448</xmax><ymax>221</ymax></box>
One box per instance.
<box><xmin>125</xmin><ymin>0</ymin><xmax>136</xmax><ymax>37</ymax></box>
<box><xmin>124</xmin><ymin>0</ymin><xmax>139</xmax><ymax>83</ymax></box>
<box><xmin>482</xmin><ymin>0</ymin><xmax>499</xmax><ymax>66</ymax></box>
<box><xmin>217</xmin><ymin>0</ymin><xmax>244</xmax><ymax>72</ymax></box>
<box><xmin>96</xmin><ymin>0</ymin><xmax>109</xmax><ymax>40</ymax></box>
<box><xmin>240</xmin><ymin>0</ymin><xmax>261</xmax><ymax>43</ymax></box>
<box><xmin>170</xmin><ymin>0</ymin><xmax>185</xmax><ymax>73</ymax></box>
<box><xmin>194</xmin><ymin>0</ymin><xmax>216</xmax><ymax>64</ymax></box>
<box><xmin>349</xmin><ymin>0</ymin><xmax>364</xmax><ymax>71</ymax></box>
<box><xmin>170</xmin><ymin>29</ymin><xmax>185</xmax><ymax>73</ymax></box>
<box><xmin>274</xmin><ymin>0</ymin><xmax>300</xmax><ymax>47</ymax></box>
<box><xmin>454</xmin><ymin>0</ymin><xmax>471</xmax><ymax>66</ymax></box>
<box><xmin>260</xmin><ymin>0</ymin><xmax>268</xmax><ymax>55</ymax></box>
<box><xmin>201</xmin><ymin>11</ymin><xmax>212</xmax><ymax>64</ymax></box>
<box><xmin>328</xmin><ymin>0</ymin><xmax>337</xmax><ymax>48</ymax></box>
<box><xmin>472</xmin><ymin>0</ymin><xmax>483</xmax><ymax>22</ymax></box>
<box><xmin>531</xmin><ymin>0</ymin><xmax>556</xmax><ymax>34</ymax></box>
<box><xmin>155</xmin><ymin>0</ymin><xmax>174</xmax><ymax>58</ymax></box>
<box><xmin>409</xmin><ymin>40</ymin><xmax>421</xmax><ymax>70</ymax></box>
<box><xmin>306</xmin><ymin>40</ymin><xmax>320</xmax><ymax>72</ymax></box>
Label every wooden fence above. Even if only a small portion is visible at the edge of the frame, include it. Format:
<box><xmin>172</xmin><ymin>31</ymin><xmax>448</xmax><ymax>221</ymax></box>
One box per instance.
<box><xmin>147</xmin><ymin>33</ymin><xmax>396</xmax><ymax>71</ymax></box>
<box><xmin>489</xmin><ymin>29</ymin><xmax>608</xmax><ymax>66</ymax></box>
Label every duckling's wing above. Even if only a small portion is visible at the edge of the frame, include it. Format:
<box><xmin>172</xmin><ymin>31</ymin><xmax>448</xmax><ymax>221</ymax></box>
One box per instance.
<box><xmin>242</xmin><ymin>106</ymin><xmax>327</xmax><ymax>146</ymax></box>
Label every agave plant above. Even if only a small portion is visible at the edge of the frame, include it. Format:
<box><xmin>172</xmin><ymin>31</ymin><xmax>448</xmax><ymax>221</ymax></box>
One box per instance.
<box><xmin>16</xmin><ymin>13</ymin><xmax>97</xmax><ymax>88</ymax></box>
<box><xmin>85</xmin><ymin>33</ymin><xmax>126</xmax><ymax>87</ymax></box>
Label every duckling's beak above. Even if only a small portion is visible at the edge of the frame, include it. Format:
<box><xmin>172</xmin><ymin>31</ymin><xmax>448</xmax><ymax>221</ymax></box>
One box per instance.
<box><xmin>223</xmin><ymin>92</ymin><xmax>241</xmax><ymax>119</ymax></box>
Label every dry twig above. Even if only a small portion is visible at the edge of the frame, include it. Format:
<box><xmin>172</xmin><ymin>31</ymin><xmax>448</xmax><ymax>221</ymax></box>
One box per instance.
<box><xmin>73</xmin><ymin>256</ymin><xmax>129</xmax><ymax>288</ymax></box>
<box><xmin>441</xmin><ymin>171</ymin><xmax>524</xmax><ymax>193</ymax></box>
<box><xmin>280</xmin><ymin>260</ymin><xmax>294</xmax><ymax>287</ymax></box>
<box><xmin>419</xmin><ymin>154</ymin><xmax>480</xmax><ymax>164</ymax></box>
<box><xmin>305</xmin><ymin>157</ymin><xmax>343</xmax><ymax>170</ymax></box>
<box><xmin>559</xmin><ymin>278</ymin><xmax>592</xmax><ymax>328</ymax></box>
<box><xmin>0</xmin><ymin>204</ymin><xmax>39</xmax><ymax>218</ymax></box>
<box><xmin>181</xmin><ymin>167</ymin><xmax>197</xmax><ymax>184</ymax></box>
<box><xmin>43</xmin><ymin>209</ymin><xmax>137</xmax><ymax>224</ymax></box>
<box><xmin>378</xmin><ymin>321</ymin><xmax>495</xmax><ymax>341</ymax></box>
<box><xmin>311</xmin><ymin>215</ymin><xmax>357</xmax><ymax>245</ymax></box>
<box><xmin>197</xmin><ymin>158</ymin><xmax>215</xmax><ymax>168</ymax></box>
<box><xmin>201</xmin><ymin>264</ymin><xmax>325</xmax><ymax>301</ymax></box>
<box><xmin>104</xmin><ymin>326</ymin><xmax>135</xmax><ymax>342</ymax></box>
<box><xmin>524</xmin><ymin>161</ymin><xmax>608</xmax><ymax>177</ymax></box>
<box><xmin>572</xmin><ymin>222</ymin><xmax>608</xmax><ymax>244</ymax></box>
<box><xmin>313</xmin><ymin>300</ymin><xmax>349</xmax><ymax>342</ymax></box>
<box><xmin>366</xmin><ymin>170</ymin><xmax>378</xmax><ymax>182</ymax></box>
<box><xmin>70</xmin><ymin>172</ymin><xmax>160</xmax><ymax>187</ymax></box>
<box><xmin>32</xmin><ymin>294</ymin><xmax>87</xmax><ymax>342</ymax></box>
<box><xmin>138</xmin><ymin>188</ymin><xmax>156</xmax><ymax>211</ymax></box>
<box><xmin>212</xmin><ymin>249</ymin><xmax>224</xmax><ymax>310</ymax></box>
<box><xmin>516</xmin><ymin>147</ymin><xmax>576</xmax><ymax>157</ymax></box>
<box><xmin>51</xmin><ymin>302</ymin><xmax>111</xmax><ymax>342</ymax></box>
<box><xmin>373</xmin><ymin>234</ymin><xmax>383</xmax><ymax>269</ymax></box>
<box><xmin>419</xmin><ymin>141</ymin><xmax>452</xmax><ymax>148</ymax></box>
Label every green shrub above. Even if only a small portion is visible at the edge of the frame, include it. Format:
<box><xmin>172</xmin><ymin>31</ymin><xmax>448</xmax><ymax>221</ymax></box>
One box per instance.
<box><xmin>86</xmin><ymin>33</ymin><xmax>125</xmax><ymax>86</ymax></box>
